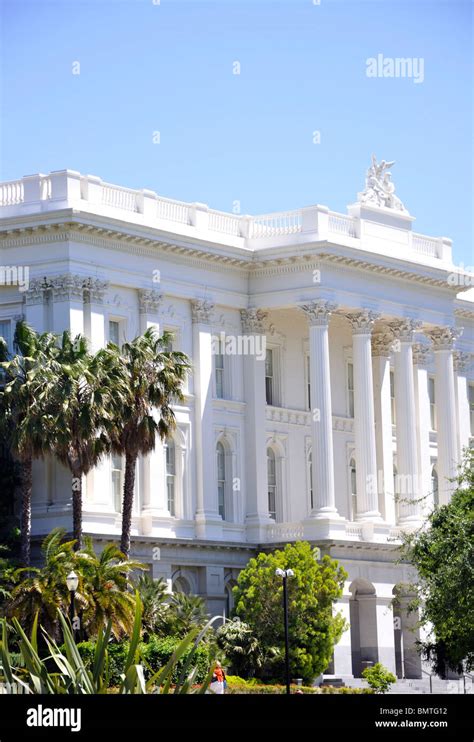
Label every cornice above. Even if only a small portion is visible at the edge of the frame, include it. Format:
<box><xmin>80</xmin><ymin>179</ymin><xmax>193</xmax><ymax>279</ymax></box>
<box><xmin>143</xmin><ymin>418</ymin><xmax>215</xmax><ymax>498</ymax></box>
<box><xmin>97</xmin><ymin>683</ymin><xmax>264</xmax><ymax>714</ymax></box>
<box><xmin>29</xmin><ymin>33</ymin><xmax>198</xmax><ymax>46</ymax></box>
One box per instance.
<box><xmin>0</xmin><ymin>219</ymin><xmax>470</xmax><ymax>295</ymax></box>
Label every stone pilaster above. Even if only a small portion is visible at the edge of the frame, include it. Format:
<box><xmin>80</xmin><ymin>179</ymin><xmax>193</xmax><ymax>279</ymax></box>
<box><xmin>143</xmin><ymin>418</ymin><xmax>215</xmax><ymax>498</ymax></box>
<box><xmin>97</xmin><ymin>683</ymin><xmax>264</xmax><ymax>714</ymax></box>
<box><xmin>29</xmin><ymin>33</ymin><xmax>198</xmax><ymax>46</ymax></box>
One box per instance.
<box><xmin>371</xmin><ymin>331</ymin><xmax>396</xmax><ymax>523</ymax></box>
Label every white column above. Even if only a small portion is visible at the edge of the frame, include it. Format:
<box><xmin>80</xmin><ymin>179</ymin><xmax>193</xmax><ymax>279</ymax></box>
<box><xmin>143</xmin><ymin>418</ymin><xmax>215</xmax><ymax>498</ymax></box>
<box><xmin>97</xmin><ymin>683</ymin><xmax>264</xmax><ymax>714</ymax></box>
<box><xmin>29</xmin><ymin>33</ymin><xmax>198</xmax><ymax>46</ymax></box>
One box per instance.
<box><xmin>345</xmin><ymin>310</ymin><xmax>381</xmax><ymax>521</ymax></box>
<box><xmin>192</xmin><ymin>300</ymin><xmax>222</xmax><ymax>539</ymax></box>
<box><xmin>372</xmin><ymin>332</ymin><xmax>396</xmax><ymax>524</ymax></box>
<box><xmin>412</xmin><ymin>343</ymin><xmax>433</xmax><ymax>514</ymax></box>
<box><xmin>389</xmin><ymin>319</ymin><xmax>423</xmax><ymax>526</ymax></box>
<box><xmin>137</xmin><ymin>289</ymin><xmax>163</xmax><ymax>519</ymax></box>
<box><xmin>300</xmin><ymin>301</ymin><xmax>340</xmax><ymax>518</ymax></box>
<box><xmin>83</xmin><ymin>278</ymin><xmax>108</xmax><ymax>351</ymax></box>
<box><xmin>241</xmin><ymin>309</ymin><xmax>273</xmax><ymax>541</ymax></box>
<box><xmin>454</xmin><ymin>351</ymin><xmax>472</xmax><ymax>457</ymax></box>
<box><xmin>24</xmin><ymin>278</ymin><xmax>48</xmax><ymax>332</ymax></box>
<box><xmin>427</xmin><ymin>327</ymin><xmax>462</xmax><ymax>503</ymax></box>
<box><xmin>50</xmin><ymin>274</ymin><xmax>85</xmax><ymax>336</ymax></box>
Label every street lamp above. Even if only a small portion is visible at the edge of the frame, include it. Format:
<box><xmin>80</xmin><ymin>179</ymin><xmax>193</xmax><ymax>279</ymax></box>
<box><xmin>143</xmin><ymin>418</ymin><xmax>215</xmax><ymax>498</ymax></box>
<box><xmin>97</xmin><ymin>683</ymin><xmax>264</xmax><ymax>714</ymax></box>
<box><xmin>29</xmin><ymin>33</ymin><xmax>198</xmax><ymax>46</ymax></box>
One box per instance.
<box><xmin>275</xmin><ymin>568</ymin><xmax>294</xmax><ymax>695</ymax></box>
<box><xmin>66</xmin><ymin>570</ymin><xmax>79</xmax><ymax>640</ymax></box>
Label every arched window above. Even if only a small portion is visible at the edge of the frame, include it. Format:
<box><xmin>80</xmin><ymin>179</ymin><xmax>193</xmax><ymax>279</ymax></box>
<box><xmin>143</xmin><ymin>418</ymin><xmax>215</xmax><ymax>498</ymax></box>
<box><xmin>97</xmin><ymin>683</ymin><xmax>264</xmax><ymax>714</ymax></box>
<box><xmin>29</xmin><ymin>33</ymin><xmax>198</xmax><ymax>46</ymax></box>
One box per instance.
<box><xmin>308</xmin><ymin>449</ymin><xmax>314</xmax><ymax>510</ymax></box>
<box><xmin>350</xmin><ymin>457</ymin><xmax>357</xmax><ymax>520</ymax></box>
<box><xmin>165</xmin><ymin>438</ymin><xmax>176</xmax><ymax>516</ymax></box>
<box><xmin>216</xmin><ymin>442</ymin><xmax>226</xmax><ymax>520</ymax></box>
<box><xmin>267</xmin><ymin>448</ymin><xmax>277</xmax><ymax>520</ymax></box>
<box><xmin>173</xmin><ymin>576</ymin><xmax>190</xmax><ymax>595</ymax></box>
<box><xmin>431</xmin><ymin>465</ymin><xmax>439</xmax><ymax>506</ymax></box>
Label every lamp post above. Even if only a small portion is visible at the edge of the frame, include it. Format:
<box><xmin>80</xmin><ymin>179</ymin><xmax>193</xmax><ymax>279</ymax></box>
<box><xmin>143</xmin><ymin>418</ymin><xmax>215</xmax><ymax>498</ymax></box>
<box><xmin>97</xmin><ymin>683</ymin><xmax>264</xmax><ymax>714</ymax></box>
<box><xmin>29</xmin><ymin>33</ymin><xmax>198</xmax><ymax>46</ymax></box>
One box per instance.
<box><xmin>275</xmin><ymin>568</ymin><xmax>294</xmax><ymax>695</ymax></box>
<box><xmin>66</xmin><ymin>570</ymin><xmax>79</xmax><ymax>641</ymax></box>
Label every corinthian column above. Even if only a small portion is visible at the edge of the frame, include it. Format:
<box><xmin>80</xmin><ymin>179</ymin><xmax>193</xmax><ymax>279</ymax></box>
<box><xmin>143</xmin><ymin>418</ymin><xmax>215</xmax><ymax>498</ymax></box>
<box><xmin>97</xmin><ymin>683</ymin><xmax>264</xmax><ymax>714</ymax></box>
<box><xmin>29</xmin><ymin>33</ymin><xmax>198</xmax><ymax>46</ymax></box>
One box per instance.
<box><xmin>191</xmin><ymin>299</ymin><xmax>222</xmax><ymax>538</ymax></box>
<box><xmin>241</xmin><ymin>308</ymin><xmax>273</xmax><ymax>541</ymax></box>
<box><xmin>427</xmin><ymin>327</ymin><xmax>462</xmax><ymax>503</ymax></box>
<box><xmin>345</xmin><ymin>310</ymin><xmax>382</xmax><ymax>521</ymax></box>
<box><xmin>372</xmin><ymin>331</ymin><xmax>396</xmax><ymax>523</ymax></box>
<box><xmin>300</xmin><ymin>301</ymin><xmax>339</xmax><ymax>518</ymax></box>
<box><xmin>412</xmin><ymin>343</ymin><xmax>433</xmax><ymax>514</ymax></box>
<box><xmin>389</xmin><ymin>319</ymin><xmax>423</xmax><ymax>526</ymax></box>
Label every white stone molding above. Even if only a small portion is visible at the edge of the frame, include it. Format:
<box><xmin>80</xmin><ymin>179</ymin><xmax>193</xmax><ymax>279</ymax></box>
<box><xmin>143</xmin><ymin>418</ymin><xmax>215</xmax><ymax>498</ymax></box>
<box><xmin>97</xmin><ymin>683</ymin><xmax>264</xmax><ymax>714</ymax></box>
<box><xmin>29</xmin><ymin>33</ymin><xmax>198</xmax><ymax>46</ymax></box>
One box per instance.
<box><xmin>240</xmin><ymin>308</ymin><xmax>267</xmax><ymax>334</ymax></box>
<box><xmin>84</xmin><ymin>277</ymin><xmax>109</xmax><ymax>304</ymax></box>
<box><xmin>138</xmin><ymin>288</ymin><xmax>163</xmax><ymax>314</ymax></box>
<box><xmin>300</xmin><ymin>300</ymin><xmax>338</xmax><ymax>326</ymax></box>
<box><xmin>191</xmin><ymin>299</ymin><xmax>215</xmax><ymax>325</ymax></box>
<box><xmin>50</xmin><ymin>273</ymin><xmax>85</xmax><ymax>302</ymax></box>
<box><xmin>389</xmin><ymin>318</ymin><xmax>423</xmax><ymax>342</ymax></box>
<box><xmin>24</xmin><ymin>277</ymin><xmax>49</xmax><ymax>306</ymax></box>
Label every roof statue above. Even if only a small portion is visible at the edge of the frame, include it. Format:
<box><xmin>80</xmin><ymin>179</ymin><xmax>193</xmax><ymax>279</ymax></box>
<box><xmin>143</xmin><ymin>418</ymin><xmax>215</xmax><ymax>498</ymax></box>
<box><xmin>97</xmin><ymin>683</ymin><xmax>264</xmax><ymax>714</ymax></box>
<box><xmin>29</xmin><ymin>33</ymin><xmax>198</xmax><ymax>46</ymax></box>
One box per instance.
<box><xmin>358</xmin><ymin>154</ymin><xmax>408</xmax><ymax>213</ymax></box>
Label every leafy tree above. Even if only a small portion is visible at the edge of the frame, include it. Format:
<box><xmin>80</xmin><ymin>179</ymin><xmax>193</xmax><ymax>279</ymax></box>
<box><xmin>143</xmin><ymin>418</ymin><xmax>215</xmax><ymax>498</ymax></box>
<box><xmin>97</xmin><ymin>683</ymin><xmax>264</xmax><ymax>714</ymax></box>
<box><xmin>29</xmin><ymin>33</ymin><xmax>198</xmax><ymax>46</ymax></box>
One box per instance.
<box><xmin>0</xmin><ymin>322</ymin><xmax>59</xmax><ymax>565</ymax></box>
<box><xmin>233</xmin><ymin>541</ymin><xmax>347</xmax><ymax>684</ymax></box>
<box><xmin>362</xmin><ymin>662</ymin><xmax>396</xmax><ymax>693</ymax></box>
<box><xmin>401</xmin><ymin>449</ymin><xmax>474</xmax><ymax>675</ymax></box>
<box><xmin>104</xmin><ymin>328</ymin><xmax>190</xmax><ymax>556</ymax></box>
<box><xmin>216</xmin><ymin>619</ymin><xmax>263</xmax><ymax>678</ymax></box>
<box><xmin>49</xmin><ymin>333</ymin><xmax>119</xmax><ymax>549</ymax></box>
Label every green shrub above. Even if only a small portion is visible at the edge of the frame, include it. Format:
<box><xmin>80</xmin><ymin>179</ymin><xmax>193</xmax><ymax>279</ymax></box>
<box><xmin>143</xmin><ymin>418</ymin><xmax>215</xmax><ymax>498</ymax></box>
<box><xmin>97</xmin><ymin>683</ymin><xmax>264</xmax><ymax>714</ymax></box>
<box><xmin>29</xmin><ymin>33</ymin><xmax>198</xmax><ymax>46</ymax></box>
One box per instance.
<box><xmin>362</xmin><ymin>662</ymin><xmax>396</xmax><ymax>693</ymax></box>
<box><xmin>141</xmin><ymin>634</ymin><xmax>211</xmax><ymax>684</ymax></box>
<box><xmin>76</xmin><ymin>640</ymin><xmax>129</xmax><ymax>686</ymax></box>
<box><xmin>224</xmin><ymin>682</ymin><xmax>372</xmax><ymax>694</ymax></box>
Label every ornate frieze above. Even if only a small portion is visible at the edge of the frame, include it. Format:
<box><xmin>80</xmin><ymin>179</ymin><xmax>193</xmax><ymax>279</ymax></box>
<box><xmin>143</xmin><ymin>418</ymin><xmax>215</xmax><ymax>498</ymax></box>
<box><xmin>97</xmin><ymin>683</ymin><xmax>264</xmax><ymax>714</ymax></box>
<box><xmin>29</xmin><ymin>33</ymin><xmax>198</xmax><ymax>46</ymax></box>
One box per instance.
<box><xmin>453</xmin><ymin>351</ymin><xmax>472</xmax><ymax>372</ymax></box>
<box><xmin>23</xmin><ymin>277</ymin><xmax>49</xmax><ymax>306</ymax></box>
<box><xmin>240</xmin><ymin>308</ymin><xmax>267</xmax><ymax>334</ymax></box>
<box><xmin>138</xmin><ymin>288</ymin><xmax>163</xmax><ymax>314</ymax></box>
<box><xmin>191</xmin><ymin>299</ymin><xmax>214</xmax><ymax>324</ymax></box>
<box><xmin>300</xmin><ymin>300</ymin><xmax>338</xmax><ymax>326</ymax></box>
<box><xmin>84</xmin><ymin>278</ymin><xmax>109</xmax><ymax>304</ymax></box>
<box><xmin>50</xmin><ymin>274</ymin><xmax>86</xmax><ymax>302</ymax></box>
<box><xmin>345</xmin><ymin>309</ymin><xmax>380</xmax><ymax>334</ymax></box>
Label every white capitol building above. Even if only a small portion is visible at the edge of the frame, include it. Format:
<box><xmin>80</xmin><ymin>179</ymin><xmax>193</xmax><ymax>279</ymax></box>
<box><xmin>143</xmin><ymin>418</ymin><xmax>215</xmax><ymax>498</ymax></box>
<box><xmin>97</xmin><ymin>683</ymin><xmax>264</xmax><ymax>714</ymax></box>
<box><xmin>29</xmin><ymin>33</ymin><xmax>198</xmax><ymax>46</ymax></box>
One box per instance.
<box><xmin>0</xmin><ymin>161</ymin><xmax>472</xmax><ymax>681</ymax></box>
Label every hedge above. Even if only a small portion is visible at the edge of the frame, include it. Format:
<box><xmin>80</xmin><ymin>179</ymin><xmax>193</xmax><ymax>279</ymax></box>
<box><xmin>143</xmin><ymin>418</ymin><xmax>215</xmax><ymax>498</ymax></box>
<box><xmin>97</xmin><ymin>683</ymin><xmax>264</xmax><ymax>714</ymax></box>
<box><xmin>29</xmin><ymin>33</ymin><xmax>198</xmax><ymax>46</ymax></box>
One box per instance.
<box><xmin>141</xmin><ymin>635</ymin><xmax>211</xmax><ymax>685</ymax></box>
<box><xmin>225</xmin><ymin>676</ymin><xmax>372</xmax><ymax>694</ymax></box>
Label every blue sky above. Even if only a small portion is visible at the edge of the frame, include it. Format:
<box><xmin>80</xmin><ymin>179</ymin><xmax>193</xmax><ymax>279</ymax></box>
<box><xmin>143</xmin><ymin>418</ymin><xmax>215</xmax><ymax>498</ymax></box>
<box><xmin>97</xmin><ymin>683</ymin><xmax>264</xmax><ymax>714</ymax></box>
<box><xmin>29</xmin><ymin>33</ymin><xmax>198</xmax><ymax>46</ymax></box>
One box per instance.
<box><xmin>1</xmin><ymin>0</ymin><xmax>472</xmax><ymax>265</ymax></box>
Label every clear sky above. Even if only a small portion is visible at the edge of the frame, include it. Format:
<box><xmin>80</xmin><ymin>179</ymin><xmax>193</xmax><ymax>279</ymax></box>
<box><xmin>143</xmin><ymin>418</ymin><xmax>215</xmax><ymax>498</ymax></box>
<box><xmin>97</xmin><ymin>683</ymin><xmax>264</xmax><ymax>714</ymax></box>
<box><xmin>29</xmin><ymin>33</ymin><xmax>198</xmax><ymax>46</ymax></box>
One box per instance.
<box><xmin>1</xmin><ymin>0</ymin><xmax>472</xmax><ymax>265</ymax></box>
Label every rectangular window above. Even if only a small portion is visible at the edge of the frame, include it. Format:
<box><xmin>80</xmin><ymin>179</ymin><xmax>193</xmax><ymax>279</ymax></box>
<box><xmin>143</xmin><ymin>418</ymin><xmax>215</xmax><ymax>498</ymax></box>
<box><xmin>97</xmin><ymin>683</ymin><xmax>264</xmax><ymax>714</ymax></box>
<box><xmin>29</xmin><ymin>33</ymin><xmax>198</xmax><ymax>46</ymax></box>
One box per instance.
<box><xmin>390</xmin><ymin>370</ymin><xmax>396</xmax><ymax>425</ymax></box>
<box><xmin>215</xmin><ymin>351</ymin><xmax>224</xmax><ymax>399</ymax></box>
<box><xmin>109</xmin><ymin>320</ymin><xmax>120</xmax><ymax>346</ymax></box>
<box><xmin>111</xmin><ymin>454</ymin><xmax>123</xmax><ymax>512</ymax></box>
<box><xmin>347</xmin><ymin>362</ymin><xmax>354</xmax><ymax>417</ymax></box>
<box><xmin>265</xmin><ymin>349</ymin><xmax>274</xmax><ymax>405</ymax></box>
<box><xmin>217</xmin><ymin>443</ymin><xmax>226</xmax><ymax>520</ymax></box>
<box><xmin>267</xmin><ymin>451</ymin><xmax>277</xmax><ymax>520</ymax></box>
<box><xmin>350</xmin><ymin>462</ymin><xmax>357</xmax><ymax>520</ymax></box>
<box><xmin>165</xmin><ymin>440</ymin><xmax>176</xmax><ymax>516</ymax></box>
<box><xmin>306</xmin><ymin>355</ymin><xmax>311</xmax><ymax>410</ymax></box>
<box><xmin>0</xmin><ymin>320</ymin><xmax>12</xmax><ymax>352</ymax></box>
<box><xmin>428</xmin><ymin>376</ymin><xmax>437</xmax><ymax>431</ymax></box>
<box><xmin>470</xmin><ymin>384</ymin><xmax>474</xmax><ymax>437</ymax></box>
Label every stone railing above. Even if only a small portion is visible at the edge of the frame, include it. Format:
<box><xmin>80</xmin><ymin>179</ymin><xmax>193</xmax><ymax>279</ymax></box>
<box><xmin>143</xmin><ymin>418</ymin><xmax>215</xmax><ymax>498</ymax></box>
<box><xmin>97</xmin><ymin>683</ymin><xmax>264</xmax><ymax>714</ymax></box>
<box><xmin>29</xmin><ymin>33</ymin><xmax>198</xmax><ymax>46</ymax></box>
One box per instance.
<box><xmin>266</xmin><ymin>406</ymin><xmax>354</xmax><ymax>433</ymax></box>
<box><xmin>0</xmin><ymin>170</ymin><xmax>449</xmax><ymax>262</ymax></box>
<box><xmin>267</xmin><ymin>522</ymin><xmax>305</xmax><ymax>541</ymax></box>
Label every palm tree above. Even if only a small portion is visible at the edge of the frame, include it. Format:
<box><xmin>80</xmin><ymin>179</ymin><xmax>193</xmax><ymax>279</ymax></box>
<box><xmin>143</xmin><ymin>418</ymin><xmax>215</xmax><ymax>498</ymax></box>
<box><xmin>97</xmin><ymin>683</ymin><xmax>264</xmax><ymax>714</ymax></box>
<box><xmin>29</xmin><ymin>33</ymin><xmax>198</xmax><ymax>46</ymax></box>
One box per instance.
<box><xmin>76</xmin><ymin>538</ymin><xmax>145</xmax><ymax>638</ymax></box>
<box><xmin>165</xmin><ymin>592</ymin><xmax>210</xmax><ymax>637</ymax></box>
<box><xmin>136</xmin><ymin>572</ymin><xmax>169</xmax><ymax>638</ymax></box>
<box><xmin>106</xmin><ymin>328</ymin><xmax>190</xmax><ymax>557</ymax></box>
<box><xmin>0</xmin><ymin>322</ymin><xmax>59</xmax><ymax>566</ymax></box>
<box><xmin>49</xmin><ymin>333</ymin><xmax>117</xmax><ymax>549</ymax></box>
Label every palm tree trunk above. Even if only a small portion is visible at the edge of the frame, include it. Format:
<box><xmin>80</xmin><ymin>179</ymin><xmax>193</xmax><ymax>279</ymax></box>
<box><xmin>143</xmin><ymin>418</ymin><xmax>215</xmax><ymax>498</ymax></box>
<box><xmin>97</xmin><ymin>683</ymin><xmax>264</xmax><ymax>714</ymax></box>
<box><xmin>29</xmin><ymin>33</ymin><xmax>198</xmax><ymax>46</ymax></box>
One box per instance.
<box><xmin>72</xmin><ymin>469</ymin><xmax>83</xmax><ymax>550</ymax></box>
<box><xmin>19</xmin><ymin>455</ymin><xmax>33</xmax><ymax>567</ymax></box>
<box><xmin>120</xmin><ymin>452</ymin><xmax>137</xmax><ymax>557</ymax></box>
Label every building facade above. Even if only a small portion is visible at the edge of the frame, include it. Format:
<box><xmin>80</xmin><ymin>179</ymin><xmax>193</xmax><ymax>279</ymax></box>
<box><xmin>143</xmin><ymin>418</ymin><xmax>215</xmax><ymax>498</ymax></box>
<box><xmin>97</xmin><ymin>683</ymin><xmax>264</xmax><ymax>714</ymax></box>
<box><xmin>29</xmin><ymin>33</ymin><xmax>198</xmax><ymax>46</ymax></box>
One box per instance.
<box><xmin>0</xmin><ymin>164</ymin><xmax>472</xmax><ymax>679</ymax></box>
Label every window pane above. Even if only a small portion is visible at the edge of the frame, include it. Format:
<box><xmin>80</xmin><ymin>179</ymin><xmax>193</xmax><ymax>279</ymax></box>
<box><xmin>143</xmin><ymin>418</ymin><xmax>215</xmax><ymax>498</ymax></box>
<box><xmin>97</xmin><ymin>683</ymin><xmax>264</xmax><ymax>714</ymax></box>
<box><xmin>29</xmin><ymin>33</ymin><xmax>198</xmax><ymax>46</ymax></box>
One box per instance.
<box><xmin>265</xmin><ymin>350</ymin><xmax>274</xmax><ymax>405</ymax></box>
<box><xmin>347</xmin><ymin>363</ymin><xmax>354</xmax><ymax>417</ymax></box>
<box><xmin>0</xmin><ymin>321</ymin><xmax>11</xmax><ymax>350</ymax></box>
<box><xmin>215</xmin><ymin>354</ymin><xmax>224</xmax><ymax>399</ymax></box>
<box><xmin>109</xmin><ymin>321</ymin><xmax>120</xmax><ymax>346</ymax></box>
<box><xmin>217</xmin><ymin>443</ymin><xmax>226</xmax><ymax>520</ymax></box>
<box><xmin>265</xmin><ymin>349</ymin><xmax>273</xmax><ymax>376</ymax></box>
<box><xmin>267</xmin><ymin>449</ymin><xmax>277</xmax><ymax>519</ymax></box>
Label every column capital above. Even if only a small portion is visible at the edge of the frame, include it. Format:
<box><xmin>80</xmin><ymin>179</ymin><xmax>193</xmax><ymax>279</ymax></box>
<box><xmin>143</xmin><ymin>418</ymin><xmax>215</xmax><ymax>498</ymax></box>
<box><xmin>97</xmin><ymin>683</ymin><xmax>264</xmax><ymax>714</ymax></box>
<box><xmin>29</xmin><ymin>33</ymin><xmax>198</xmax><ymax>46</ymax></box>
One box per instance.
<box><xmin>371</xmin><ymin>331</ymin><xmax>395</xmax><ymax>357</ymax></box>
<box><xmin>191</xmin><ymin>299</ymin><xmax>215</xmax><ymax>324</ymax></box>
<box><xmin>23</xmin><ymin>276</ymin><xmax>49</xmax><ymax>305</ymax></box>
<box><xmin>240</xmin><ymin>308</ymin><xmax>267</xmax><ymax>334</ymax></box>
<box><xmin>84</xmin><ymin>277</ymin><xmax>109</xmax><ymax>304</ymax></box>
<box><xmin>412</xmin><ymin>343</ymin><xmax>431</xmax><ymax>367</ymax></box>
<box><xmin>138</xmin><ymin>288</ymin><xmax>163</xmax><ymax>314</ymax></box>
<box><xmin>50</xmin><ymin>273</ymin><xmax>85</xmax><ymax>302</ymax></box>
<box><xmin>453</xmin><ymin>350</ymin><xmax>472</xmax><ymax>372</ymax></box>
<box><xmin>427</xmin><ymin>326</ymin><xmax>462</xmax><ymax>351</ymax></box>
<box><xmin>345</xmin><ymin>309</ymin><xmax>380</xmax><ymax>334</ymax></box>
<box><xmin>388</xmin><ymin>318</ymin><xmax>422</xmax><ymax>342</ymax></box>
<box><xmin>300</xmin><ymin>300</ymin><xmax>338</xmax><ymax>326</ymax></box>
